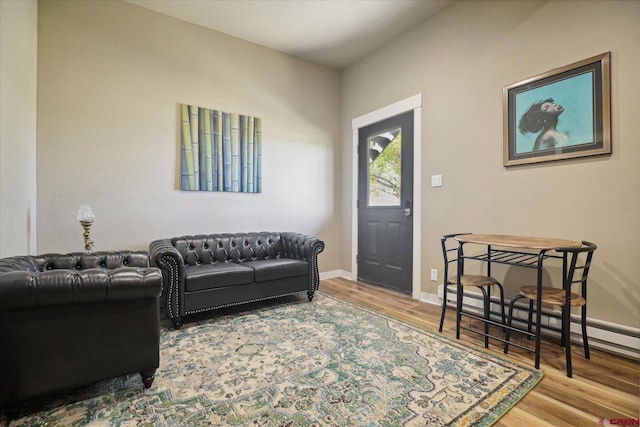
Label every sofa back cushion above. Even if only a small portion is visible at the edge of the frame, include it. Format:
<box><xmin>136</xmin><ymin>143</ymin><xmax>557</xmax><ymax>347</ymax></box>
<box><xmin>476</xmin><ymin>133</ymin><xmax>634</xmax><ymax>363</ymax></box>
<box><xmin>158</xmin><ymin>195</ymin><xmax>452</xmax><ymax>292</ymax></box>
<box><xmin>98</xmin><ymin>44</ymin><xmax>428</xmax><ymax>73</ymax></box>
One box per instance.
<box><xmin>0</xmin><ymin>251</ymin><xmax>149</xmax><ymax>273</ymax></box>
<box><xmin>172</xmin><ymin>233</ymin><xmax>285</xmax><ymax>266</ymax></box>
<box><xmin>0</xmin><ymin>256</ymin><xmax>38</xmax><ymax>273</ymax></box>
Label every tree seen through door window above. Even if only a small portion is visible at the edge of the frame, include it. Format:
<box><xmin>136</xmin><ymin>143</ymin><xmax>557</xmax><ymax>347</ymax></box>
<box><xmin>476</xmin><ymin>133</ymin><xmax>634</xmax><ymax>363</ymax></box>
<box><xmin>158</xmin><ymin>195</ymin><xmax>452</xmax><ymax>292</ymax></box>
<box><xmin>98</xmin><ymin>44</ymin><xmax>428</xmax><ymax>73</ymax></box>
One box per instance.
<box><xmin>368</xmin><ymin>128</ymin><xmax>401</xmax><ymax>206</ymax></box>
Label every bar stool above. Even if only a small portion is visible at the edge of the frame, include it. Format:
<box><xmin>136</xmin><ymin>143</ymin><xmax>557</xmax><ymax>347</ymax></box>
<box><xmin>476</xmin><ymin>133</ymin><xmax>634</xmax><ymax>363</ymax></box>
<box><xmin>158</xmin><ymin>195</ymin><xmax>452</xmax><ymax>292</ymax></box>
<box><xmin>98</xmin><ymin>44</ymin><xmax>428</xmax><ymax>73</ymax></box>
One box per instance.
<box><xmin>504</xmin><ymin>241</ymin><xmax>596</xmax><ymax>377</ymax></box>
<box><xmin>439</xmin><ymin>233</ymin><xmax>506</xmax><ymax>348</ymax></box>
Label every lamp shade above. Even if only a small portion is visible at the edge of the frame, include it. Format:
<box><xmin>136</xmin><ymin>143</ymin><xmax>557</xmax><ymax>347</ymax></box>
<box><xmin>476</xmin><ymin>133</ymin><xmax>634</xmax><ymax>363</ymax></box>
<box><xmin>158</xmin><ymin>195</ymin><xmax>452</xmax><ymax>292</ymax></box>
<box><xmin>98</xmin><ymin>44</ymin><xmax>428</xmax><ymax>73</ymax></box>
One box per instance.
<box><xmin>77</xmin><ymin>205</ymin><xmax>95</xmax><ymax>222</ymax></box>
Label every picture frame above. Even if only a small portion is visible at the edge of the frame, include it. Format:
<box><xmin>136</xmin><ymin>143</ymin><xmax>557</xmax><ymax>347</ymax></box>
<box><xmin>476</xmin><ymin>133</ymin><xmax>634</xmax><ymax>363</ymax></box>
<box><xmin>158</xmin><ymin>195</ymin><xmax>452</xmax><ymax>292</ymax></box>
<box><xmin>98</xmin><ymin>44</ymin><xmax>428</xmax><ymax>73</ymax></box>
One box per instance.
<box><xmin>503</xmin><ymin>52</ymin><xmax>611</xmax><ymax>167</ymax></box>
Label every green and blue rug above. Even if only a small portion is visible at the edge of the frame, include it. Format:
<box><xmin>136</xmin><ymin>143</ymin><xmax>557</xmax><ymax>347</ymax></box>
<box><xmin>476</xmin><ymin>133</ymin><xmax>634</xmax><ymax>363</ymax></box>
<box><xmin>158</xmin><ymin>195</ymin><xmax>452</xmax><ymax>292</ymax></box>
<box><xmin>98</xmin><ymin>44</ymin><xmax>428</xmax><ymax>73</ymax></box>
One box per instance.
<box><xmin>1</xmin><ymin>293</ymin><xmax>542</xmax><ymax>426</ymax></box>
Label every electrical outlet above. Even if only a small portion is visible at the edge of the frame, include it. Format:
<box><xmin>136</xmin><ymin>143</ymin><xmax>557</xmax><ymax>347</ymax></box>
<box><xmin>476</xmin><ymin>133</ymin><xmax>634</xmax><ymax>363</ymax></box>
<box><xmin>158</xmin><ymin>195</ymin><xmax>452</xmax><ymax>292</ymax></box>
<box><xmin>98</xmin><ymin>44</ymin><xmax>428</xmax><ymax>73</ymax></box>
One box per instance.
<box><xmin>430</xmin><ymin>269</ymin><xmax>438</xmax><ymax>281</ymax></box>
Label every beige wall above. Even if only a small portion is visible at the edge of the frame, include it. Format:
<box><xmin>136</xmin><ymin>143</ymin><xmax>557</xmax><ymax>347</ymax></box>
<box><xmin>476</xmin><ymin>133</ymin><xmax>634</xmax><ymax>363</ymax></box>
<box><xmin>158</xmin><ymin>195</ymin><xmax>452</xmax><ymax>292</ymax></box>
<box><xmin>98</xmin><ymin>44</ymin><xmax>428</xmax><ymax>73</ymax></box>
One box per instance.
<box><xmin>341</xmin><ymin>0</ymin><xmax>640</xmax><ymax>328</ymax></box>
<box><xmin>0</xmin><ymin>0</ymin><xmax>38</xmax><ymax>256</ymax></box>
<box><xmin>36</xmin><ymin>0</ymin><xmax>342</xmax><ymax>271</ymax></box>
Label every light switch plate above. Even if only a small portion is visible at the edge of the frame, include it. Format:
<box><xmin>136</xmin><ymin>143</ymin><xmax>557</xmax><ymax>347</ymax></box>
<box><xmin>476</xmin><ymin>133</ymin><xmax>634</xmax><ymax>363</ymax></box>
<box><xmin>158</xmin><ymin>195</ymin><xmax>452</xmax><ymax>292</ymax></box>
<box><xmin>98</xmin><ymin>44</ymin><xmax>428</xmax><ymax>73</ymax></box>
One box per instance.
<box><xmin>430</xmin><ymin>268</ymin><xmax>438</xmax><ymax>281</ymax></box>
<box><xmin>431</xmin><ymin>174</ymin><xmax>442</xmax><ymax>187</ymax></box>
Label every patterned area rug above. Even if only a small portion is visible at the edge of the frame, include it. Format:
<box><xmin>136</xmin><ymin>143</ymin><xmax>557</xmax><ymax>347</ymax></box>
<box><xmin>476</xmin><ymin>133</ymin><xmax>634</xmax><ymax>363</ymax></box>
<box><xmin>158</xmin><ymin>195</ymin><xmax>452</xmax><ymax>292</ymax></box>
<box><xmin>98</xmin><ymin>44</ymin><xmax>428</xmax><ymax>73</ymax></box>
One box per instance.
<box><xmin>1</xmin><ymin>292</ymin><xmax>542</xmax><ymax>426</ymax></box>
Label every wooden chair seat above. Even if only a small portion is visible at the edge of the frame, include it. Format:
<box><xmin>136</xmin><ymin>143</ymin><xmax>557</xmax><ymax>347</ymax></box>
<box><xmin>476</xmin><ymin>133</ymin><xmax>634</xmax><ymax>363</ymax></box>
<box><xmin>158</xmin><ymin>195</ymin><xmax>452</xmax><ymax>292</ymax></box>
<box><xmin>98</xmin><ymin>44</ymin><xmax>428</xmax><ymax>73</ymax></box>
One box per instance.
<box><xmin>518</xmin><ymin>286</ymin><xmax>586</xmax><ymax>307</ymax></box>
<box><xmin>448</xmin><ymin>274</ymin><xmax>500</xmax><ymax>287</ymax></box>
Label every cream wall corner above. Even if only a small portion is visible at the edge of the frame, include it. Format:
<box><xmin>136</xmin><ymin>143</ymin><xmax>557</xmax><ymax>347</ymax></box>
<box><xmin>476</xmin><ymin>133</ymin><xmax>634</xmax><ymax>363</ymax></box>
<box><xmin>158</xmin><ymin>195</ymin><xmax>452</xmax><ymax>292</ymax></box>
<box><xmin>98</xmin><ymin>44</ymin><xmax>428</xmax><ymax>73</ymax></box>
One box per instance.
<box><xmin>0</xmin><ymin>0</ymin><xmax>38</xmax><ymax>257</ymax></box>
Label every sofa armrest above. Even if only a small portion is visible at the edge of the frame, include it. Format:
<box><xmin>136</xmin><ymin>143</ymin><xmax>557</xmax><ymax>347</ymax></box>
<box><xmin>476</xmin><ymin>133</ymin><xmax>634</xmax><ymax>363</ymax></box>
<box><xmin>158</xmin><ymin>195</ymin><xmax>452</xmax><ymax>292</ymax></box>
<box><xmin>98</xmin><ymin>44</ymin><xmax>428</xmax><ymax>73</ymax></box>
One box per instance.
<box><xmin>0</xmin><ymin>267</ymin><xmax>162</xmax><ymax>312</ymax></box>
<box><xmin>149</xmin><ymin>239</ymin><xmax>186</xmax><ymax>321</ymax></box>
<box><xmin>280</xmin><ymin>232</ymin><xmax>325</xmax><ymax>292</ymax></box>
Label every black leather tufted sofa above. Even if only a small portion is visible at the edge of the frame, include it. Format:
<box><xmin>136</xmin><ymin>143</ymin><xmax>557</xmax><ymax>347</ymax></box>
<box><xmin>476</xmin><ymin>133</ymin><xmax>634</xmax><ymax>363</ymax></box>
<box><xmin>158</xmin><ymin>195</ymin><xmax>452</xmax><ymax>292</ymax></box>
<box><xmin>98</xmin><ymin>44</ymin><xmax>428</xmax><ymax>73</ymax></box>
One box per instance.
<box><xmin>149</xmin><ymin>232</ymin><xmax>324</xmax><ymax>329</ymax></box>
<box><xmin>0</xmin><ymin>251</ymin><xmax>163</xmax><ymax>408</ymax></box>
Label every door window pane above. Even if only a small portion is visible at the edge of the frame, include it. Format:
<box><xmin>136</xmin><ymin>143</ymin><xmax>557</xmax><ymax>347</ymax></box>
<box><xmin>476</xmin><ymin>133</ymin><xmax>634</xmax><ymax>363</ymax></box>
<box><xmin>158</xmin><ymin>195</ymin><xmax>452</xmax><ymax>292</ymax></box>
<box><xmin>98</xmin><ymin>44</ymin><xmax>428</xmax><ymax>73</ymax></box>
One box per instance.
<box><xmin>368</xmin><ymin>127</ymin><xmax>401</xmax><ymax>206</ymax></box>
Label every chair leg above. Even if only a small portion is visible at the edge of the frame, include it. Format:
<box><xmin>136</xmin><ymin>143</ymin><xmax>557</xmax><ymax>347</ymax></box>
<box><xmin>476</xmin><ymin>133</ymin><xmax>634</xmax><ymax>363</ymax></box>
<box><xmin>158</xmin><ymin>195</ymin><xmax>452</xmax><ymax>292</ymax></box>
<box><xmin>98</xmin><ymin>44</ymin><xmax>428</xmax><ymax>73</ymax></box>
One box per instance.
<box><xmin>456</xmin><ymin>282</ymin><xmax>463</xmax><ymax>340</ymax></box>
<box><xmin>582</xmin><ymin>304</ymin><xmax>590</xmax><ymax>360</ymax></box>
<box><xmin>563</xmin><ymin>305</ymin><xmax>573</xmax><ymax>378</ymax></box>
<box><xmin>140</xmin><ymin>369</ymin><xmax>157</xmax><ymax>389</ymax></box>
<box><xmin>439</xmin><ymin>284</ymin><xmax>448</xmax><ymax>332</ymax></box>
<box><xmin>527</xmin><ymin>300</ymin><xmax>534</xmax><ymax>339</ymax></box>
<box><xmin>172</xmin><ymin>316</ymin><xmax>182</xmax><ymax>330</ymax></box>
<box><xmin>479</xmin><ymin>287</ymin><xmax>489</xmax><ymax>348</ymax></box>
<box><xmin>504</xmin><ymin>295</ymin><xmax>523</xmax><ymax>354</ymax></box>
<box><xmin>497</xmin><ymin>283</ymin><xmax>506</xmax><ymax>332</ymax></box>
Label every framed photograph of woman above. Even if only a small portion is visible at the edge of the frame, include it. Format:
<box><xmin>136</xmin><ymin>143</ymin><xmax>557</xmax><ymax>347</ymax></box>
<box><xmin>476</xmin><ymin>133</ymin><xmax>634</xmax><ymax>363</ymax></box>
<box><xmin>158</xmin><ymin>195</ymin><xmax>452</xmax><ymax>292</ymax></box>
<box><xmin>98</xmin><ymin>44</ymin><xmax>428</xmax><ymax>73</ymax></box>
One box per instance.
<box><xmin>503</xmin><ymin>52</ymin><xmax>611</xmax><ymax>167</ymax></box>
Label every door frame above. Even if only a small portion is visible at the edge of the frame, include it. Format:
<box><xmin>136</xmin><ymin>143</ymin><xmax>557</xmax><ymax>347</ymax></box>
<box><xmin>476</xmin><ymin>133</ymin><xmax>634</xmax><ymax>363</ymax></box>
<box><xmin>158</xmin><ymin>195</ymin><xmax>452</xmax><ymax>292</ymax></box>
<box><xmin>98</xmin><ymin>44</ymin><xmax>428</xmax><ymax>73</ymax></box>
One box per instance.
<box><xmin>351</xmin><ymin>94</ymin><xmax>422</xmax><ymax>300</ymax></box>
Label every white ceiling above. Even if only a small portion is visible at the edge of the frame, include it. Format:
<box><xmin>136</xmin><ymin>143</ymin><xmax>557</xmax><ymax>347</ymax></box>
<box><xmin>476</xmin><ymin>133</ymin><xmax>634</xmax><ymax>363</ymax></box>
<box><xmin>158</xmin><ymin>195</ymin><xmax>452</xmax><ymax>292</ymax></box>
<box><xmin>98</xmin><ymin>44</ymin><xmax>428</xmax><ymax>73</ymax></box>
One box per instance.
<box><xmin>124</xmin><ymin>0</ymin><xmax>454</xmax><ymax>70</ymax></box>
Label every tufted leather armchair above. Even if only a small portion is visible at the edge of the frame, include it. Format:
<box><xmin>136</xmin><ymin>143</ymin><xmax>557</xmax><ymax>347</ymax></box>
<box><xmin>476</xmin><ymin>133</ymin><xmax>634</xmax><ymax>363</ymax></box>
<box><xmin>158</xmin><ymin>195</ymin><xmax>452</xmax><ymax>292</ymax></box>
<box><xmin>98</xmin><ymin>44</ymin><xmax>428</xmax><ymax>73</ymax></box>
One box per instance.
<box><xmin>150</xmin><ymin>232</ymin><xmax>324</xmax><ymax>329</ymax></box>
<box><xmin>0</xmin><ymin>251</ymin><xmax>163</xmax><ymax>408</ymax></box>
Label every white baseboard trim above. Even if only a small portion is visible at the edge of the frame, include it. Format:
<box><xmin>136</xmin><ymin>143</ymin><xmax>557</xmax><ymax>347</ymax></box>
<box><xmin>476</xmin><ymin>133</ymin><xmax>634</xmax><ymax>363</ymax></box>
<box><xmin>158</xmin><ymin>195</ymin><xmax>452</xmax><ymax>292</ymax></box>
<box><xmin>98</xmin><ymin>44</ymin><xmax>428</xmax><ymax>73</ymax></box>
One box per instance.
<box><xmin>431</xmin><ymin>285</ymin><xmax>640</xmax><ymax>360</ymax></box>
<box><xmin>319</xmin><ymin>269</ymin><xmax>352</xmax><ymax>280</ymax></box>
<box><xmin>420</xmin><ymin>291</ymin><xmax>441</xmax><ymax>306</ymax></box>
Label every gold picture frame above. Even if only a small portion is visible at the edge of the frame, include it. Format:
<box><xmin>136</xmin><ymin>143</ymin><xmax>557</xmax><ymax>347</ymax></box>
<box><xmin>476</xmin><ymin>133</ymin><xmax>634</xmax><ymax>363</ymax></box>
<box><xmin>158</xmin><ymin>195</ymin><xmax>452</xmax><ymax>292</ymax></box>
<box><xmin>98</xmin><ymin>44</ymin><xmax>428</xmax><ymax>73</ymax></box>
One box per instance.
<box><xmin>503</xmin><ymin>52</ymin><xmax>611</xmax><ymax>167</ymax></box>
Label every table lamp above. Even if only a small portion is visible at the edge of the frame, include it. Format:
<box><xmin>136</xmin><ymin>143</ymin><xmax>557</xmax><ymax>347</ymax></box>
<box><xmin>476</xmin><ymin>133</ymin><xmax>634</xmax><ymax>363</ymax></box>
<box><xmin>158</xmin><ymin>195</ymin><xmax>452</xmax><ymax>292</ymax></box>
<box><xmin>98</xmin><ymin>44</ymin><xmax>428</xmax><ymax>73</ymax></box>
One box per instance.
<box><xmin>77</xmin><ymin>205</ymin><xmax>95</xmax><ymax>252</ymax></box>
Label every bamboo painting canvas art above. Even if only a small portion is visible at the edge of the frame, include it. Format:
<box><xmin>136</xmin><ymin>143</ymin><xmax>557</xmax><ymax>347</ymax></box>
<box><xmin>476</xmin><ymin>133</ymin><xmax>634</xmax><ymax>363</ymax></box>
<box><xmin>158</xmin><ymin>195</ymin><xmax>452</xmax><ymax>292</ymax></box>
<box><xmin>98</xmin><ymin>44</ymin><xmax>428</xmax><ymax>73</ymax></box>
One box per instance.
<box><xmin>180</xmin><ymin>104</ymin><xmax>262</xmax><ymax>192</ymax></box>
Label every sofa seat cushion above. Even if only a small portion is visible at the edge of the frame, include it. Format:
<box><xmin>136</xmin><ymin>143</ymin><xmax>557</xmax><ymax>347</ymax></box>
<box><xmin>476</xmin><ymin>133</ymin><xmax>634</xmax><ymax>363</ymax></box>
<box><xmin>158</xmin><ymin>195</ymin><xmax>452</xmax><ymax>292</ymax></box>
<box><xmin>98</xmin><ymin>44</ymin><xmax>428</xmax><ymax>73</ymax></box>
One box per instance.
<box><xmin>184</xmin><ymin>263</ymin><xmax>254</xmax><ymax>291</ymax></box>
<box><xmin>242</xmin><ymin>259</ymin><xmax>308</xmax><ymax>283</ymax></box>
